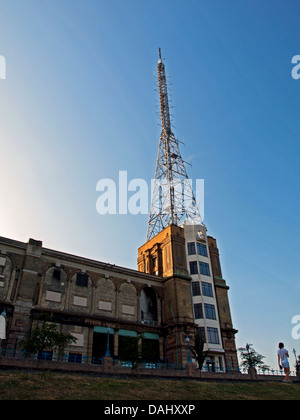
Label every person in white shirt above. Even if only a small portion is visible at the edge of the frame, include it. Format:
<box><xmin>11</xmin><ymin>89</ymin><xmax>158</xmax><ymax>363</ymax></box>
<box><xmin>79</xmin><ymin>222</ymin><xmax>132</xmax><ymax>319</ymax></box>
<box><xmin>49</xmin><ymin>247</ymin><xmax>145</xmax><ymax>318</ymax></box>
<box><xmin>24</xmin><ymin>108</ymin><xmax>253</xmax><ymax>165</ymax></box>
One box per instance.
<box><xmin>277</xmin><ymin>342</ymin><xmax>291</xmax><ymax>382</ymax></box>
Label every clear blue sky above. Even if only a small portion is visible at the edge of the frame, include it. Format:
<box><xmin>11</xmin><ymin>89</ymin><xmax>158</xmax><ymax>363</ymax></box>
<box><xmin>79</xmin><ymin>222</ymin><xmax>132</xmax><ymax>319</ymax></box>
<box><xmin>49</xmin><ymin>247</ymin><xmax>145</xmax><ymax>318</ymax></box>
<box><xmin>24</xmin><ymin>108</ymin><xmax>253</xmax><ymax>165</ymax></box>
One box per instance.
<box><xmin>0</xmin><ymin>0</ymin><xmax>299</xmax><ymax>371</ymax></box>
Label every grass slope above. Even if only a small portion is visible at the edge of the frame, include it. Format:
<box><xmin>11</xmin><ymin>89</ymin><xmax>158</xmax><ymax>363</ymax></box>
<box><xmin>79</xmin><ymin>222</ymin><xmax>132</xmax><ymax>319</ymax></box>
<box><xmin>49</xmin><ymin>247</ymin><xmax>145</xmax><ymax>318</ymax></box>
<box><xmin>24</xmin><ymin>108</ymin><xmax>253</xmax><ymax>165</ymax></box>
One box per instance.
<box><xmin>0</xmin><ymin>371</ymin><xmax>299</xmax><ymax>400</ymax></box>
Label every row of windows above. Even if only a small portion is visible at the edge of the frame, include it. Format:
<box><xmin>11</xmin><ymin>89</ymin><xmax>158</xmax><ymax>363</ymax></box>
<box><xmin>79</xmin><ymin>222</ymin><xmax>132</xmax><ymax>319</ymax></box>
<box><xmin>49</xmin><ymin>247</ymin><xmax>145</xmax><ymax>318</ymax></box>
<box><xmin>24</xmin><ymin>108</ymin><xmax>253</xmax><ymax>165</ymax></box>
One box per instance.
<box><xmin>197</xmin><ymin>326</ymin><xmax>220</xmax><ymax>345</ymax></box>
<box><xmin>2</xmin><ymin>266</ymin><xmax>89</xmax><ymax>288</ymax></box>
<box><xmin>191</xmin><ymin>281</ymin><xmax>213</xmax><ymax>297</ymax></box>
<box><xmin>194</xmin><ymin>303</ymin><xmax>217</xmax><ymax>320</ymax></box>
<box><xmin>53</xmin><ymin>270</ymin><xmax>90</xmax><ymax>287</ymax></box>
<box><xmin>38</xmin><ymin>351</ymin><xmax>83</xmax><ymax>363</ymax></box>
<box><xmin>189</xmin><ymin>261</ymin><xmax>210</xmax><ymax>276</ymax></box>
<box><xmin>187</xmin><ymin>242</ymin><xmax>208</xmax><ymax>257</ymax></box>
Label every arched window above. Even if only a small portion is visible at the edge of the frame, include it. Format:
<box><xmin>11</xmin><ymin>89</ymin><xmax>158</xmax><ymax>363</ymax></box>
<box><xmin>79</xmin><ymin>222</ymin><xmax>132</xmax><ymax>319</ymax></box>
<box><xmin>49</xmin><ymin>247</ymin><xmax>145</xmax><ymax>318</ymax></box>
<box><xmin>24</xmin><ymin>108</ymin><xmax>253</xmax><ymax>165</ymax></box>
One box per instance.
<box><xmin>140</xmin><ymin>287</ymin><xmax>157</xmax><ymax>324</ymax></box>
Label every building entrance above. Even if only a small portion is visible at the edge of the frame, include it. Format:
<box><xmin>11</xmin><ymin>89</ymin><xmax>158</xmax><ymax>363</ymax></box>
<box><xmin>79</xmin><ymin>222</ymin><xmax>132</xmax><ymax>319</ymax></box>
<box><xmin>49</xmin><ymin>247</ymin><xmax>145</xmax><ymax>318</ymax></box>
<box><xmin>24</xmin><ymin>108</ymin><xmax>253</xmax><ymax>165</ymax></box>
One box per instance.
<box><xmin>92</xmin><ymin>327</ymin><xmax>114</xmax><ymax>363</ymax></box>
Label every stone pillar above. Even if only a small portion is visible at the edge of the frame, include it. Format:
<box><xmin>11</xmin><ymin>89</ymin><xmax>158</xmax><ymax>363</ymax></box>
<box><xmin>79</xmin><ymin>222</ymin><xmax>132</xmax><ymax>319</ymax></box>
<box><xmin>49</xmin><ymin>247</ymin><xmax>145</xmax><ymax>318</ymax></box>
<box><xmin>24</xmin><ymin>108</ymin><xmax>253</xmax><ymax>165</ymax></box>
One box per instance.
<box><xmin>114</xmin><ymin>330</ymin><xmax>119</xmax><ymax>358</ymax></box>
<box><xmin>103</xmin><ymin>356</ymin><xmax>113</xmax><ymax>371</ymax></box>
<box><xmin>87</xmin><ymin>327</ymin><xmax>94</xmax><ymax>361</ymax></box>
<box><xmin>159</xmin><ymin>336</ymin><xmax>164</xmax><ymax>361</ymax></box>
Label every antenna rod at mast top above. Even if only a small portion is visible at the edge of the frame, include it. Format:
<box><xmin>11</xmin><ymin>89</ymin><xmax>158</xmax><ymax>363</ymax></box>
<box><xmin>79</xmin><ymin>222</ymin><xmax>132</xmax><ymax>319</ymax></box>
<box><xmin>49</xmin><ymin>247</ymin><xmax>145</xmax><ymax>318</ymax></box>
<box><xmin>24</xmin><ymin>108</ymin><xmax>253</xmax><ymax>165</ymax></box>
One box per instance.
<box><xmin>159</xmin><ymin>48</ymin><xmax>161</xmax><ymax>60</ymax></box>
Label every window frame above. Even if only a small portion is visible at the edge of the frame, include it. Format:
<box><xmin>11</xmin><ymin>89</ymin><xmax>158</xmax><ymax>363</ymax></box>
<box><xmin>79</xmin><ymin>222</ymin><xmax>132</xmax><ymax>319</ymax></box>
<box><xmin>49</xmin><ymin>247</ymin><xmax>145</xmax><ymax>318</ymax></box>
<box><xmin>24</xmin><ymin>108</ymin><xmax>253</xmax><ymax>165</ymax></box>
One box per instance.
<box><xmin>194</xmin><ymin>303</ymin><xmax>203</xmax><ymax>319</ymax></box>
<box><xmin>197</xmin><ymin>327</ymin><xmax>206</xmax><ymax>343</ymax></box>
<box><xmin>191</xmin><ymin>281</ymin><xmax>201</xmax><ymax>296</ymax></box>
<box><xmin>199</xmin><ymin>262</ymin><xmax>210</xmax><ymax>276</ymax></box>
<box><xmin>207</xmin><ymin>327</ymin><xmax>220</xmax><ymax>345</ymax></box>
<box><xmin>202</xmin><ymin>281</ymin><xmax>214</xmax><ymax>297</ymax></box>
<box><xmin>204</xmin><ymin>303</ymin><xmax>217</xmax><ymax>320</ymax></box>
<box><xmin>187</xmin><ymin>242</ymin><xmax>196</xmax><ymax>255</ymax></box>
<box><xmin>76</xmin><ymin>272</ymin><xmax>89</xmax><ymax>287</ymax></box>
<box><xmin>189</xmin><ymin>261</ymin><xmax>198</xmax><ymax>275</ymax></box>
<box><xmin>52</xmin><ymin>269</ymin><xmax>61</xmax><ymax>282</ymax></box>
<box><xmin>197</xmin><ymin>242</ymin><xmax>208</xmax><ymax>257</ymax></box>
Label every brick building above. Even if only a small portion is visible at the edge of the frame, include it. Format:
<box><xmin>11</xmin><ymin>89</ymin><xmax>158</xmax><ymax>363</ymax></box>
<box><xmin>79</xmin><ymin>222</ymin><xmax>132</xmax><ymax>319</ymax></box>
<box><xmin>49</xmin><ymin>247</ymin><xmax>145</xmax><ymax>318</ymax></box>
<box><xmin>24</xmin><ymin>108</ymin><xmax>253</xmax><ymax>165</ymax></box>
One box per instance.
<box><xmin>0</xmin><ymin>236</ymin><xmax>165</xmax><ymax>364</ymax></box>
<box><xmin>138</xmin><ymin>222</ymin><xmax>239</xmax><ymax>371</ymax></box>
<box><xmin>0</xmin><ymin>222</ymin><xmax>238</xmax><ymax>370</ymax></box>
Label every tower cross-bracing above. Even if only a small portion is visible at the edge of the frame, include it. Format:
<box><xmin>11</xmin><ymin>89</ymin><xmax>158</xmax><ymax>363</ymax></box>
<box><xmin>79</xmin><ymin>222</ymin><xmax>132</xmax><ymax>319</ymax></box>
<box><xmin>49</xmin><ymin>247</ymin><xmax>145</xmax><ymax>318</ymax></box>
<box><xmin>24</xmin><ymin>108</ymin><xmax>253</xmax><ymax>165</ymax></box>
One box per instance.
<box><xmin>147</xmin><ymin>49</ymin><xmax>203</xmax><ymax>241</ymax></box>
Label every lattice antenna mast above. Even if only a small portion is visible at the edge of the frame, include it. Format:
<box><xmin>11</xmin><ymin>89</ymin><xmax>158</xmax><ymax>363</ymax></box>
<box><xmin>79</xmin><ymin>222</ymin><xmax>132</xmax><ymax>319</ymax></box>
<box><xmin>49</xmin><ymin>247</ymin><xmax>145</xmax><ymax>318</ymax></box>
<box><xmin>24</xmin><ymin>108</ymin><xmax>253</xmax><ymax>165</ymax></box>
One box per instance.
<box><xmin>147</xmin><ymin>49</ymin><xmax>203</xmax><ymax>241</ymax></box>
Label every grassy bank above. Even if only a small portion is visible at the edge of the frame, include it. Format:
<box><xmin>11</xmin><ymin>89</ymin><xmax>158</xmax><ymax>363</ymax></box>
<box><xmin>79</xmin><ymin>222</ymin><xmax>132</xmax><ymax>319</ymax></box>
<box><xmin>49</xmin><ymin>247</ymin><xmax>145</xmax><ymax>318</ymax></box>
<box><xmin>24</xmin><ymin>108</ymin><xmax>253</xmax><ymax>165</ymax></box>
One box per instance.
<box><xmin>0</xmin><ymin>371</ymin><xmax>299</xmax><ymax>400</ymax></box>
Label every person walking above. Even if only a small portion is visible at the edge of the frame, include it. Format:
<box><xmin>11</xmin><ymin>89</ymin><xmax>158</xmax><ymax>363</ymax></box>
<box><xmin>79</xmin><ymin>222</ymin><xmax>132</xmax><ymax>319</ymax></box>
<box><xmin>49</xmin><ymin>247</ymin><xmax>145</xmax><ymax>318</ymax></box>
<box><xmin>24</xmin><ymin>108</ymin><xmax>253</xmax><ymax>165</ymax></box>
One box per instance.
<box><xmin>277</xmin><ymin>342</ymin><xmax>291</xmax><ymax>382</ymax></box>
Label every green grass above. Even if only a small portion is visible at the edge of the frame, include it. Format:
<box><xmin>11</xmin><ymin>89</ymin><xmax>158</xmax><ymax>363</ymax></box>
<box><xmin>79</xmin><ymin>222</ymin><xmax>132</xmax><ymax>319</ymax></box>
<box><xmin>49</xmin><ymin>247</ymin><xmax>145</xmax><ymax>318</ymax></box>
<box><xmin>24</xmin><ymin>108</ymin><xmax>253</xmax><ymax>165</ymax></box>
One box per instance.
<box><xmin>0</xmin><ymin>371</ymin><xmax>299</xmax><ymax>400</ymax></box>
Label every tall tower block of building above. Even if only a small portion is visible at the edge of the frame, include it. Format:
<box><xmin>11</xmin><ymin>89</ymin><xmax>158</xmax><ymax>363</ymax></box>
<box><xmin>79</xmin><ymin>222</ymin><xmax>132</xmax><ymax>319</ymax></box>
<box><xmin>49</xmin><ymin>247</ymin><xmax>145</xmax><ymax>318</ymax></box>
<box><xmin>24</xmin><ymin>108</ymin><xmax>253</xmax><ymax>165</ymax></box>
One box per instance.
<box><xmin>138</xmin><ymin>50</ymin><xmax>238</xmax><ymax>370</ymax></box>
<box><xmin>138</xmin><ymin>224</ymin><xmax>195</xmax><ymax>365</ymax></box>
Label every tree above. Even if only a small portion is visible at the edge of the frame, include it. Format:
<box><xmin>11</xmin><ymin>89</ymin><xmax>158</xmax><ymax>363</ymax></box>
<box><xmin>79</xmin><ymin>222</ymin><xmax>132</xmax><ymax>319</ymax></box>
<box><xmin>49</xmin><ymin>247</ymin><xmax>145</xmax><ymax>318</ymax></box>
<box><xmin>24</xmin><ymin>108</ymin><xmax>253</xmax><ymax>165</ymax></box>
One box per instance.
<box><xmin>191</xmin><ymin>332</ymin><xmax>208</xmax><ymax>370</ymax></box>
<box><xmin>19</xmin><ymin>314</ymin><xmax>76</xmax><ymax>359</ymax></box>
<box><xmin>118</xmin><ymin>334</ymin><xmax>144</xmax><ymax>371</ymax></box>
<box><xmin>238</xmin><ymin>343</ymin><xmax>270</xmax><ymax>372</ymax></box>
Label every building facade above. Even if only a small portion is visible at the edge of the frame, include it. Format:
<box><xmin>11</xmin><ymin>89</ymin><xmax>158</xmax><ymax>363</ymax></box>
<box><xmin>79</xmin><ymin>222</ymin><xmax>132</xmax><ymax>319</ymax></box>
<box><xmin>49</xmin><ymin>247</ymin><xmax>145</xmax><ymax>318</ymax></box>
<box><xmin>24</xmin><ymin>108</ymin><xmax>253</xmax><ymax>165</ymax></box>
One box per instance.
<box><xmin>0</xmin><ymin>235</ymin><xmax>194</xmax><ymax>366</ymax></box>
<box><xmin>0</xmin><ymin>223</ymin><xmax>238</xmax><ymax>371</ymax></box>
<box><xmin>138</xmin><ymin>222</ymin><xmax>239</xmax><ymax>371</ymax></box>
<box><xmin>0</xmin><ymin>236</ymin><xmax>164</xmax><ymax>363</ymax></box>
<box><xmin>183</xmin><ymin>222</ymin><xmax>238</xmax><ymax>371</ymax></box>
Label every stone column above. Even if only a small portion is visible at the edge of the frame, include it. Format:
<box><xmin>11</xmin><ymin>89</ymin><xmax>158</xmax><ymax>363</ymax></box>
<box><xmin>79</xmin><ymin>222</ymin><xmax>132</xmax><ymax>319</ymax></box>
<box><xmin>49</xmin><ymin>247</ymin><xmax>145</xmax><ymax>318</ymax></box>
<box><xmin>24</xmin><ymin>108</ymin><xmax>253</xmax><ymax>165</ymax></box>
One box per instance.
<box><xmin>114</xmin><ymin>330</ymin><xmax>119</xmax><ymax>358</ymax></box>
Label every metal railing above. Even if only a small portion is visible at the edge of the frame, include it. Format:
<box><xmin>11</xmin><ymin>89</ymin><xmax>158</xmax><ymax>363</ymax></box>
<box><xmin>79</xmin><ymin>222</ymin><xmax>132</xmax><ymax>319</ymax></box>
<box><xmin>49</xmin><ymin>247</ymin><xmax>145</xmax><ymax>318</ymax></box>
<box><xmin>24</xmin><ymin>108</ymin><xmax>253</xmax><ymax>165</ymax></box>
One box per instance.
<box><xmin>0</xmin><ymin>349</ymin><xmax>298</xmax><ymax>376</ymax></box>
<box><xmin>254</xmin><ymin>368</ymin><xmax>297</xmax><ymax>377</ymax></box>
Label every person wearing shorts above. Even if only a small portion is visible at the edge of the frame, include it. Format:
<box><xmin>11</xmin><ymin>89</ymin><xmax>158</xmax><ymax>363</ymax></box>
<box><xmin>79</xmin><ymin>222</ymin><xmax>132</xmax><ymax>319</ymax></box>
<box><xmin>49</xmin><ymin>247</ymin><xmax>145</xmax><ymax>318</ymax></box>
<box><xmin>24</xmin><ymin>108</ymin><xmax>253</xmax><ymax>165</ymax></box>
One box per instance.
<box><xmin>277</xmin><ymin>342</ymin><xmax>291</xmax><ymax>382</ymax></box>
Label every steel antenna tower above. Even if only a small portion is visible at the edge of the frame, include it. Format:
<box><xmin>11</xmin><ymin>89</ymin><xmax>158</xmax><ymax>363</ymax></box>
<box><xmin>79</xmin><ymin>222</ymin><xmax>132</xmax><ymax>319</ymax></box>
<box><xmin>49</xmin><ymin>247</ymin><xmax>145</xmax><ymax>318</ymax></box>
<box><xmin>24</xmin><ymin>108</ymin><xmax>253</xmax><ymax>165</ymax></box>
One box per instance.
<box><xmin>147</xmin><ymin>49</ymin><xmax>203</xmax><ymax>241</ymax></box>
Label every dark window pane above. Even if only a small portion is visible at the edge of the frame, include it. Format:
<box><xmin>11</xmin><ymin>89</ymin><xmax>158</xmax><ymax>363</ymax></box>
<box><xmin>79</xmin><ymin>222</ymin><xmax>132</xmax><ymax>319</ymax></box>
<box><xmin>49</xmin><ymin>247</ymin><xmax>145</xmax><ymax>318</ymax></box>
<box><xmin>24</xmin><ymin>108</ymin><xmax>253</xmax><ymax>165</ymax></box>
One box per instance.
<box><xmin>199</xmin><ymin>262</ymin><xmax>210</xmax><ymax>276</ymax></box>
<box><xmin>187</xmin><ymin>242</ymin><xmax>196</xmax><ymax>255</ymax></box>
<box><xmin>194</xmin><ymin>303</ymin><xmax>203</xmax><ymax>319</ymax></box>
<box><xmin>189</xmin><ymin>261</ymin><xmax>198</xmax><ymax>275</ymax></box>
<box><xmin>192</xmin><ymin>282</ymin><xmax>201</xmax><ymax>296</ymax></box>
<box><xmin>76</xmin><ymin>273</ymin><xmax>89</xmax><ymax>287</ymax></box>
<box><xmin>197</xmin><ymin>243</ymin><xmax>208</xmax><ymax>257</ymax></box>
<box><xmin>53</xmin><ymin>269</ymin><xmax>61</xmax><ymax>281</ymax></box>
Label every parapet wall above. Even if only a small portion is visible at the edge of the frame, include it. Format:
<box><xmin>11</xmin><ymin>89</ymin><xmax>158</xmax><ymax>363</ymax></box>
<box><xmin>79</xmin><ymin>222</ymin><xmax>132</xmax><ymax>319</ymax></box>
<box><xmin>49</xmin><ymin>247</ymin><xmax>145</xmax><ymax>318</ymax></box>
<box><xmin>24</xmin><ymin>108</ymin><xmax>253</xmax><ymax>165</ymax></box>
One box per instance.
<box><xmin>0</xmin><ymin>356</ymin><xmax>298</xmax><ymax>383</ymax></box>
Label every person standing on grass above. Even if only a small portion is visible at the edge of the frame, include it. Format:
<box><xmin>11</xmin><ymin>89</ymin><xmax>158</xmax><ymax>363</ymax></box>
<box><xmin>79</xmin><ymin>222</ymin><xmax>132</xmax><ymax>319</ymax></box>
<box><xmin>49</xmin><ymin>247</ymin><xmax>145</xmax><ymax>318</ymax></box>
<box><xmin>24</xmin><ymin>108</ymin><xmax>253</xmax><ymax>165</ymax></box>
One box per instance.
<box><xmin>277</xmin><ymin>342</ymin><xmax>291</xmax><ymax>382</ymax></box>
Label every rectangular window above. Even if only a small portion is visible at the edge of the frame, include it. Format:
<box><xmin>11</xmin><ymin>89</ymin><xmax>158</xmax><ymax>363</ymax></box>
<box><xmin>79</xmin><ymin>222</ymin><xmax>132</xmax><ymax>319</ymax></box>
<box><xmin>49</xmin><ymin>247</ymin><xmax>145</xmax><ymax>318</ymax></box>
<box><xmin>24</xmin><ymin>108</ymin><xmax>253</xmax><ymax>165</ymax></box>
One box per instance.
<box><xmin>152</xmin><ymin>256</ymin><xmax>157</xmax><ymax>267</ymax></box>
<box><xmin>207</xmin><ymin>327</ymin><xmax>220</xmax><ymax>344</ymax></box>
<box><xmin>196</xmin><ymin>327</ymin><xmax>206</xmax><ymax>343</ymax></box>
<box><xmin>197</xmin><ymin>243</ymin><xmax>208</xmax><ymax>257</ymax></box>
<box><xmin>38</xmin><ymin>351</ymin><xmax>53</xmax><ymax>361</ymax></box>
<box><xmin>189</xmin><ymin>261</ymin><xmax>198</xmax><ymax>275</ymax></box>
<box><xmin>202</xmin><ymin>282</ymin><xmax>213</xmax><ymax>297</ymax></box>
<box><xmin>76</xmin><ymin>273</ymin><xmax>89</xmax><ymax>287</ymax></box>
<box><xmin>52</xmin><ymin>269</ymin><xmax>61</xmax><ymax>281</ymax></box>
<box><xmin>68</xmin><ymin>353</ymin><xmax>82</xmax><ymax>364</ymax></box>
<box><xmin>194</xmin><ymin>303</ymin><xmax>203</xmax><ymax>319</ymax></box>
<box><xmin>187</xmin><ymin>242</ymin><xmax>196</xmax><ymax>255</ymax></box>
<box><xmin>191</xmin><ymin>281</ymin><xmax>201</xmax><ymax>296</ymax></box>
<box><xmin>199</xmin><ymin>262</ymin><xmax>210</xmax><ymax>276</ymax></box>
<box><xmin>204</xmin><ymin>304</ymin><xmax>217</xmax><ymax>320</ymax></box>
